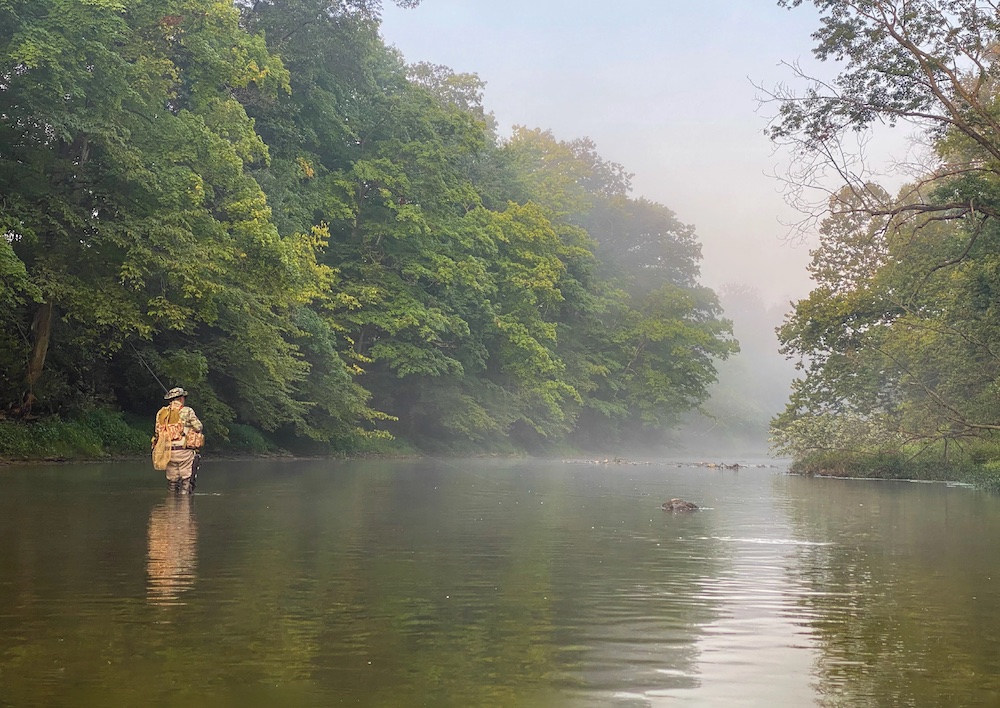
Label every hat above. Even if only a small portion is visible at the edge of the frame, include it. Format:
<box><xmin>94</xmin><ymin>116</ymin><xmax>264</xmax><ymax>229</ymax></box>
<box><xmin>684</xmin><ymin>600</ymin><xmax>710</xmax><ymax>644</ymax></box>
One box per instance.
<box><xmin>164</xmin><ymin>387</ymin><xmax>189</xmax><ymax>400</ymax></box>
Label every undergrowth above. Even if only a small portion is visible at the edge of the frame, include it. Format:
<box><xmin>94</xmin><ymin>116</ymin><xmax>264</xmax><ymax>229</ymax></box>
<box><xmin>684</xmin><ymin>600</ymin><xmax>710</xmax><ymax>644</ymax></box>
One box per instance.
<box><xmin>789</xmin><ymin>448</ymin><xmax>1000</xmax><ymax>492</ymax></box>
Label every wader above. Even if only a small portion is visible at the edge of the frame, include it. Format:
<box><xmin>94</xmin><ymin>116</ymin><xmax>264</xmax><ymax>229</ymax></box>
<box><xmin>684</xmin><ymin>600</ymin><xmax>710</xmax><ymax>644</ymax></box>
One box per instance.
<box><xmin>165</xmin><ymin>447</ymin><xmax>198</xmax><ymax>493</ymax></box>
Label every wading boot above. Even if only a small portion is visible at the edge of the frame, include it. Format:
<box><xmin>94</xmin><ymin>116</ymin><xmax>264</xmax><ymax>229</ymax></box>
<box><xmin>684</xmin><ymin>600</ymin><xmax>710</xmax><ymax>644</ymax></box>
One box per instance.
<box><xmin>180</xmin><ymin>477</ymin><xmax>194</xmax><ymax>494</ymax></box>
<box><xmin>167</xmin><ymin>479</ymin><xmax>182</xmax><ymax>494</ymax></box>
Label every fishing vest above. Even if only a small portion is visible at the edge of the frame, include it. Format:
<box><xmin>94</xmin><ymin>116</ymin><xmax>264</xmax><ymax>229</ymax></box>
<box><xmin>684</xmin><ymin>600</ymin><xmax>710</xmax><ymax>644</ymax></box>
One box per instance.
<box><xmin>156</xmin><ymin>405</ymin><xmax>185</xmax><ymax>441</ymax></box>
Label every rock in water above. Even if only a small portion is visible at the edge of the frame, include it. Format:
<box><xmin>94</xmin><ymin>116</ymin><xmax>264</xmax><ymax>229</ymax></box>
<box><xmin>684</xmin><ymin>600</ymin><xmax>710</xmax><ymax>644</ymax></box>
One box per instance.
<box><xmin>661</xmin><ymin>498</ymin><xmax>698</xmax><ymax>512</ymax></box>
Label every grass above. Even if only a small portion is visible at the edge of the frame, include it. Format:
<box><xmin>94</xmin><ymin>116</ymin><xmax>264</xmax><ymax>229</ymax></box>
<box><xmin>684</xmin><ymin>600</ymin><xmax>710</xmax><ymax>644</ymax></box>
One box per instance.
<box><xmin>0</xmin><ymin>412</ymin><xmax>411</xmax><ymax>462</ymax></box>
<box><xmin>224</xmin><ymin>423</ymin><xmax>280</xmax><ymax>456</ymax></box>
<box><xmin>0</xmin><ymin>411</ymin><xmax>286</xmax><ymax>462</ymax></box>
<box><xmin>789</xmin><ymin>448</ymin><xmax>1000</xmax><ymax>491</ymax></box>
<box><xmin>0</xmin><ymin>410</ymin><xmax>149</xmax><ymax>460</ymax></box>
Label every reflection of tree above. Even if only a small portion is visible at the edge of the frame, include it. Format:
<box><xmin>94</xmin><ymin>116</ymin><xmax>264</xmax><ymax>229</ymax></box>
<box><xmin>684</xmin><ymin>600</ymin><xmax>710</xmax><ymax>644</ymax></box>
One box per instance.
<box><xmin>780</xmin><ymin>476</ymin><xmax>1000</xmax><ymax>706</ymax></box>
<box><xmin>0</xmin><ymin>459</ymin><xmax>741</xmax><ymax>703</ymax></box>
<box><xmin>306</xmin><ymin>461</ymin><xmax>723</xmax><ymax>704</ymax></box>
<box><xmin>189</xmin><ymin>460</ymin><xmax>725</xmax><ymax>703</ymax></box>
<box><xmin>147</xmin><ymin>496</ymin><xmax>198</xmax><ymax>607</ymax></box>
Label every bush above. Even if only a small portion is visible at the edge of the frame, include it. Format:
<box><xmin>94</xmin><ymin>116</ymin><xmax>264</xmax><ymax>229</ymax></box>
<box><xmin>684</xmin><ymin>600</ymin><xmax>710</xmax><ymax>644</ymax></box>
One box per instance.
<box><xmin>965</xmin><ymin>440</ymin><xmax>1000</xmax><ymax>466</ymax></box>
<box><xmin>223</xmin><ymin>423</ymin><xmax>278</xmax><ymax>455</ymax></box>
<box><xmin>787</xmin><ymin>443</ymin><xmax>1000</xmax><ymax>490</ymax></box>
<box><xmin>79</xmin><ymin>409</ymin><xmax>149</xmax><ymax>455</ymax></box>
<box><xmin>961</xmin><ymin>460</ymin><xmax>1000</xmax><ymax>493</ymax></box>
<box><xmin>0</xmin><ymin>417</ymin><xmax>99</xmax><ymax>459</ymax></box>
<box><xmin>0</xmin><ymin>410</ymin><xmax>150</xmax><ymax>460</ymax></box>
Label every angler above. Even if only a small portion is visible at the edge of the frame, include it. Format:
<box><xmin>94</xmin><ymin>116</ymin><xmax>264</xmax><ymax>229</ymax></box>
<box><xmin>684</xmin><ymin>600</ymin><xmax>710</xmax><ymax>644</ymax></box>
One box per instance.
<box><xmin>151</xmin><ymin>387</ymin><xmax>204</xmax><ymax>493</ymax></box>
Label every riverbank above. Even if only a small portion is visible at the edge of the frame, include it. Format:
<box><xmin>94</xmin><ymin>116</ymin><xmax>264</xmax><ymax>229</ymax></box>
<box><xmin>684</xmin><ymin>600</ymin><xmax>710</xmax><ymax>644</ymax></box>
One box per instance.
<box><xmin>0</xmin><ymin>411</ymin><xmax>414</xmax><ymax>464</ymax></box>
<box><xmin>789</xmin><ymin>450</ymin><xmax>1000</xmax><ymax>492</ymax></box>
<box><xmin>10</xmin><ymin>414</ymin><xmax>1000</xmax><ymax>495</ymax></box>
<box><xmin>0</xmin><ymin>411</ymin><xmax>150</xmax><ymax>463</ymax></box>
<box><xmin>0</xmin><ymin>411</ymin><xmax>691</xmax><ymax>465</ymax></box>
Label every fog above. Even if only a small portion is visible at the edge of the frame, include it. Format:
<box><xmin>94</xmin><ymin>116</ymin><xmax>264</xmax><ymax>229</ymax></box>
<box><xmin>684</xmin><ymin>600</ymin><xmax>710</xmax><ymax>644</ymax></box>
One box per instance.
<box><xmin>381</xmin><ymin>0</ymin><xmax>825</xmax><ymax>307</ymax></box>
<box><xmin>380</xmin><ymin>1</ymin><xmax>919</xmax><ymax>303</ymax></box>
<box><xmin>379</xmin><ymin>1</ymin><xmax>918</xmax><ymax>455</ymax></box>
<box><xmin>669</xmin><ymin>284</ymin><xmax>799</xmax><ymax>459</ymax></box>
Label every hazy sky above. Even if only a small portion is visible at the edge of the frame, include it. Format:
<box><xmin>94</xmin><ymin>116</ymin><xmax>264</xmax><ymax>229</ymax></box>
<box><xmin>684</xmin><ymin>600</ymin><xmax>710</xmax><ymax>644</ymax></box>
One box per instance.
<box><xmin>379</xmin><ymin>1</ymin><xmax>911</xmax><ymax>308</ymax></box>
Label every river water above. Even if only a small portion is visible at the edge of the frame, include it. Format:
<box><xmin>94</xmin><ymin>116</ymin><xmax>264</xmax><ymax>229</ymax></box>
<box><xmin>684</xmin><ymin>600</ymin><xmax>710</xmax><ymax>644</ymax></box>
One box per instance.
<box><xmin>0</xmin><ymin>457</ymin><xmax>998</xmax><ymax>706</ymax></box>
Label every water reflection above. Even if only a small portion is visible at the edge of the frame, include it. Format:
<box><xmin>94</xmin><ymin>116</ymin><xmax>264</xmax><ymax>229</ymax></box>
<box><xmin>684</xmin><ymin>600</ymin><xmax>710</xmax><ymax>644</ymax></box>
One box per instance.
<box><xmin>146</xmin><ymin>494</ymin><xmax>198</xmax><ymax>607</ymax></box>
<box><xmin>780</xmin><ymin>475</ymin><xmax>1000</xmax><ymax>707</ymax></box>
<box><xmin>5</xmin><ymin>460</ymin><xmax>1000</xmax><ymax>705</ymax></box>
<box><xmin>561</xmin><ymin>509</ymin><xmax>721</xmax><ymax>702</ymax></box>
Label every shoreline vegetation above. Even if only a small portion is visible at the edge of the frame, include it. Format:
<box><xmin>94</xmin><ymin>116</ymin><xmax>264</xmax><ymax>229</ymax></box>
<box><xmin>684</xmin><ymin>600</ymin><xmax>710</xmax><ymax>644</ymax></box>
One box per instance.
<box><xmin>0</xmin><ymin>410</ymin><xmax>414</xmax><ymax>465</ymax></box>
<box><xmin>0</xmin><ymin>2</ymin><xmax>738</xmax><ymax>460</ymax></box>
<box><xmin>5</xmin><ymin>412</ymin><xmax>1000</xmax><ymax>494</ymax></box>
<box><xmin>787</xmin><ymin>451</ymin><xmax>1000</xmax><ymax>493</ymax></box>
<box><xmin>762</xmin><ymin>2</ymin><xmax>1000</xmax><ymax>490</ymax></box>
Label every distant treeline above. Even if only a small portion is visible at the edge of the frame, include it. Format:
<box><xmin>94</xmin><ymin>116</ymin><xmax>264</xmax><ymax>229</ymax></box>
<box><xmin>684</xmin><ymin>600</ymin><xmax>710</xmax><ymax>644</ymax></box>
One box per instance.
<box><xmin>0</xmin><ymin>0</ymin><xmax>736</xmax><ymax>454</ymax></box>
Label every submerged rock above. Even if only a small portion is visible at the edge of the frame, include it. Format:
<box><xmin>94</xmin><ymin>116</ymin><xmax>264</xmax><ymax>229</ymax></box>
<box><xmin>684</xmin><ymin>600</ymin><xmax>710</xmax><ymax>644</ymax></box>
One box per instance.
<box><xmin>661</xmin><ymin>498</ymin><xmax>699</xmax><ymax>512</ymax></box>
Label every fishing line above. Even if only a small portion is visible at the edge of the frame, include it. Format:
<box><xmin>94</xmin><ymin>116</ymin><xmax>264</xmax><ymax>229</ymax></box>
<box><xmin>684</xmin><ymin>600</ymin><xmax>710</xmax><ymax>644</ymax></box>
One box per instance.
<box><xmin>129</xmin><ymin>341</ymin><xmax>168</xmax><ymax>393</ymax></box>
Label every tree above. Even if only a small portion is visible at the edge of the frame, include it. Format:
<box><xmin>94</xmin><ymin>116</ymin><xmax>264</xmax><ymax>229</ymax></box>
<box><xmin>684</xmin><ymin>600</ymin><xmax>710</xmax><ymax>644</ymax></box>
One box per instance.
<box><xmin>767</xmin><ymin>1</ymin><xmax>1000</xmax><ymax>465</ymax></box>
<box><xmin>406</xmin><ymin>61</ymin><xmax>496</xmax><ymax>134</ymax></box>
<box><xmin>772</xmin><ymin>184</ymin><xmax>1000</xmax><ymax>462</ymax></box>
<box><xmin>0</xmin><ymin>0</ymin><xmax>339</xmax><ymax>438</ymax></box>
<box><xmin>586</xmin><ymin>196</ymin><xmax>702</xmax><ymax>292</ymax></box>
<box><xmin>767</xmin><ymin>0</ymin><xmax>1000</xmax><ymax>225</ymax></box>
<box><xmin>0</xmin><ymin>0</ymin><xmax>736</xmax><ymax>454</ymax></box>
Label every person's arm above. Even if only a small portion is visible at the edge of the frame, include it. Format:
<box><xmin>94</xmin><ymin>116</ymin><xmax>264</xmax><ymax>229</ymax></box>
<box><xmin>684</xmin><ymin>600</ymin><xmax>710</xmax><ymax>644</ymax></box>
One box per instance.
<box><xmin>181</xmin><ymin>406</ymin><xmax>203</xmax><ymax>433</ymax></box>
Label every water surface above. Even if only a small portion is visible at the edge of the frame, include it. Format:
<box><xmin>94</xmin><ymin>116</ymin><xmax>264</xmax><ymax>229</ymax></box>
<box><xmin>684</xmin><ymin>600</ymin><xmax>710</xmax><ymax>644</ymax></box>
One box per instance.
<box><xmin>1</xmin><ymin>458</ymin><xmax>998</xmax><ymax>706</ymax></box>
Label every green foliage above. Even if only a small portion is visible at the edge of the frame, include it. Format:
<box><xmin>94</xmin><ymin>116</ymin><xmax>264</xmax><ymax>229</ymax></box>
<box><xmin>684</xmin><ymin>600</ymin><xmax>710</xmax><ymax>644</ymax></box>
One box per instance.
<box><xmin>0</xmin><ymin>410</ymin><xmax>148</xmax><ymax>460</ymax></box>
<box><xmin>77</xmin><ymin>409</ymin><xmax>150</xmax><ymax>455</ymax></box>
<box><xmin>768</xmin><ymin>2</ymin><xmax>1000</xmax><ymax>477</ymax></box>
<box><xmin>222</xmin><ymin>423</ymin><xmax>278</xmax><ymax>455</ymax></box>
<box><xmin>966</xmin><ymin>461</ymin><xmax>1000</xmax><ymax>494</ymax></box>
<box><xmin>0</xmin><ymin>0</ymin><xmax>734</xmax><ymax>455</ymax></box>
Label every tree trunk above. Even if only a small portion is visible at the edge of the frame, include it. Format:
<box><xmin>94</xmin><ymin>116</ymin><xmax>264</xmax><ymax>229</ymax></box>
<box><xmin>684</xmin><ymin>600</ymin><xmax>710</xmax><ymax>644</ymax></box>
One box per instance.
<box><xmin>23</xmin><ymin>300</ymin><xmax>54</xmax><ymax>411</ymax></box>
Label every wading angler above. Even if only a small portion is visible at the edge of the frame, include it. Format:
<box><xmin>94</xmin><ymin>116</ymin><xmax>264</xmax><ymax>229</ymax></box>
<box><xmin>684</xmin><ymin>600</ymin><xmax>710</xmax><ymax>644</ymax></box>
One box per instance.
<box><xmin>151</xmin><ymin>387</ymin><xmax>204</xmax><ymax>493</ymax></box>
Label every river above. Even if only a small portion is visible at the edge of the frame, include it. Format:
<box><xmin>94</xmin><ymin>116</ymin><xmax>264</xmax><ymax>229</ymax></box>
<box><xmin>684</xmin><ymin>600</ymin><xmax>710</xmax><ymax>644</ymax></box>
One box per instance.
<box><xmin>0</xmin><ymin>457</ymin><xmax>998</xmax><ymax>706</ymax></box>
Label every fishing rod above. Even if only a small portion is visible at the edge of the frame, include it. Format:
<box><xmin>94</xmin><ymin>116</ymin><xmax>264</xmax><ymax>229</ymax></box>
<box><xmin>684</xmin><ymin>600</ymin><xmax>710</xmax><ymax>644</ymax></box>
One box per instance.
<box><xmin>129</xmin><ymin>341</ymin><xmax>168</xmax><ymax>393</ymax></box>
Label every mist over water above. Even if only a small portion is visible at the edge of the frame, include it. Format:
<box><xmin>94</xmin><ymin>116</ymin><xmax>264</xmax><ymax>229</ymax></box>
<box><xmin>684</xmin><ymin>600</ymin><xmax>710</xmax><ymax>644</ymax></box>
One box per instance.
<box><xmin>666</xmin><ymin>284</ymin><xmax>796</xmax><ymax>461</ymax></box>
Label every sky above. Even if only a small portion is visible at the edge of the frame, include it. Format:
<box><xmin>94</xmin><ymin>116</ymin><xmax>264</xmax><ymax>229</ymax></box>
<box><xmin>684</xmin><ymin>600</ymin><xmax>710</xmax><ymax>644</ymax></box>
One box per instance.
<box><xmin>378</xmin><ymin>0</ymin><xmax>912</xmax><ymax>308</ymax></box>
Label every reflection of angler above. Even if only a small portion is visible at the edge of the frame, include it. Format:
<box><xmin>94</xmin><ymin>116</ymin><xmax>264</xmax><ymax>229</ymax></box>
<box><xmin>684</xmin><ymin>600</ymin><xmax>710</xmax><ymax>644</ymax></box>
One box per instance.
<box><xmin>146</xmin><ymin>496</ymin><xmax>198</xmax><ymax>607</ymax></box>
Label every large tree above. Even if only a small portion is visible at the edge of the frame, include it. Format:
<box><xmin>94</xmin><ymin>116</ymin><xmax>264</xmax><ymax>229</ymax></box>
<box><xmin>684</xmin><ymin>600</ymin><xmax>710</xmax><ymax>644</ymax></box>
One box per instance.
<box><xmin>767</xmin><ymin>0</ymin><xmax>1000</xmax><ymax>224</ymax></box>
<box><xmin>0</xmin><ymin>0</ymin><xmax>735</xmax><ymax>454</ymax></box>
<box><xmin>0</xmin><ymin>0</ymin><xmax>331</xmax><ymax>435</ymax></box>
<box><xmin>768</xmin><ymin>0</ymin><xmax>1000</xmax><ymax>464</ymax></box>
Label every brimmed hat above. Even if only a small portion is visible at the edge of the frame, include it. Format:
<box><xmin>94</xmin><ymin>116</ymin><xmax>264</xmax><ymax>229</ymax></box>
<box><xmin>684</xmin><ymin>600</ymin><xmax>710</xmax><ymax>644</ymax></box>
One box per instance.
<box><xmin>164</xmin><ymin>387</ymin><xmax>189</xmax><ymax>400</ymax></box>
